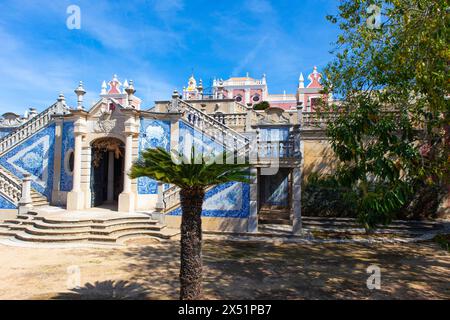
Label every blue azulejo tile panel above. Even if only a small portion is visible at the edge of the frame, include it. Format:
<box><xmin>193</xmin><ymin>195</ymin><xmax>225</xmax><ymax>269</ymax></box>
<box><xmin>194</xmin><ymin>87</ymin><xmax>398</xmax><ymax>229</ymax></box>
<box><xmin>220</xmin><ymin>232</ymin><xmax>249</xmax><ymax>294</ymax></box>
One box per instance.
<box><xmin>0</xmin><ymin>124</ymin><xmax>55</xmax><ymax>198</ymax></box>
<box><xmin>0</xmin><ymin>193</ymin><xmax>16</xmax><ymax>209</ymax></box>
<box><xmin>60</xmin><ymin>121</ymin><xmax>74</xmax><ymax>192</ymax></box>
<box><xmin>179</xmin><ymin>121</ymin><xmax>225</xmax><ymax>157</ymax></box>
<box><xmin>168</xmin><ymin>182</ymin><xmax>250</xmax><ymax>218</ymax></box>
<box><xmin>137</xmin><ymin>119</ymin><xmax>171</xmax><ymax>195</ymax></box>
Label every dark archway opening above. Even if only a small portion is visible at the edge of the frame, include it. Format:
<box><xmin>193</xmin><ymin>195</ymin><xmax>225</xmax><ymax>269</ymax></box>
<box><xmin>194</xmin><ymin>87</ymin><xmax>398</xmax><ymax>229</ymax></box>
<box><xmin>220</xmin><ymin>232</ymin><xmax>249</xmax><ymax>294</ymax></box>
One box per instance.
<box><xmin>90</xmin><ymin>138</ymin><xmax>124</xmax><ymax>208</ymax></box>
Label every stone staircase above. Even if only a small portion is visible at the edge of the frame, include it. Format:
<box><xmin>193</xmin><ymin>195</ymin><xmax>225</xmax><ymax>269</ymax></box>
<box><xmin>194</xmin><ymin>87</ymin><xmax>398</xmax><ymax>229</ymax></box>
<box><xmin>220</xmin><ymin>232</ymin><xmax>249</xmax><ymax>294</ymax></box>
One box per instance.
<box><xmin>258</xmin><ymin>216</ymin><xmax>448</xmax><ymax>239</ymax></box>
<box><xmin>162</xmin><ymin>99</ymin><xmax>251</xmax><ymax>213</ymax></box>
<box><xmin>0</xmin><ymin>166</ymin><xmax>49</xmax><ymax>207</ymax></box>
<box><xmin>258</xmin><ymin>207</ymin><xmax>292</xmax><ymax>225</ymax></box>
<box><xmin>0</xmin><ymin>99</ymin><xmax>69</xmax><ymax>207</ymax></box>
<box><xmin>0</xmin><ymin>210</ymin><xmax>179</xmax><ymax>244</ymax></box>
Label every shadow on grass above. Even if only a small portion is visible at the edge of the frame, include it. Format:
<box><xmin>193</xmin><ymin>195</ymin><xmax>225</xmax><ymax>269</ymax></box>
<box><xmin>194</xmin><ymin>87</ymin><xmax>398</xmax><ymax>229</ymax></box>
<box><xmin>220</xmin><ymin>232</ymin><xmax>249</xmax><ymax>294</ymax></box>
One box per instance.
<box><xmin>52</xmin><ymin>280</ymin><xmax>150</xmax><ymax>300</ymax></box>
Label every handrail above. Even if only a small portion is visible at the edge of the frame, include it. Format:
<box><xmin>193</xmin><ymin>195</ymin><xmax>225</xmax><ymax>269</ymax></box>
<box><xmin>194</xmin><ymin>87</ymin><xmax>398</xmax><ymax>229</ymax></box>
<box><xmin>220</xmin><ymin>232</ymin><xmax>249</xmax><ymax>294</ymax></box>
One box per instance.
<box><xmin>178</xmin><ymin>99</ymin><xmax>249</xmax><ymax>147</ymax></box>
<box><xmin>0</xmin><ymin>169</ymin><xmax>21</xmax><ymax>204</ymax></box>
<box><xmin>0</xmin><ymin>102</ymin><xmax>69</xmax><ymax>155</ymax></box>
<box><xmin>162</xmin><ymin>99</ymin><xmax>252</xmax><ymax>213</ymax></box>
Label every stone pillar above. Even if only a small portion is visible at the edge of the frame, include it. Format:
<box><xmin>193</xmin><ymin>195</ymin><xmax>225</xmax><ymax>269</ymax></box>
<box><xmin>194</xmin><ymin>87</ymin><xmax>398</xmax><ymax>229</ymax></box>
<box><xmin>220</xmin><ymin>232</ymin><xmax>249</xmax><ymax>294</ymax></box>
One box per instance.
<box><xmin>67</xmin><ymin>131</ymin><xmax>85</xmax><ymax>211</ymax></box>
<box><xmin>245</xmin><ymin>109</ymin><xmax>253</xmax><ymax>133</ymax></box>
<box><xmin>18</xmin><ymin>173</ymin><xmax>33</xmax><ymax>214</ymax></box>
<box><xmin>51</xmin><ymin>118</ymin><xmax>63</xmax><ymax>204</ymax></box>
<box><xmin>155</xmin><ymin>182</ymin><xmax>164</xmax><ymax>211</ymax></box>
<box><xmin>245</xmin><ymin>88</ymin><xmax>251</xmax><ymax>105</ymax></box>
<box><xmin>292</xmin><ymin>167</ymin><xmax>302</xmax><ymax>234</ymax></box>
<box><xmin>107</xmin><ymin>151</ymin><xmax>115</xmax><ymax>202</ymax></box>
<box><xmin>170</xmin><ymin>119</ymin><xmax>180</xmax><ymax>152</ymax></box>
<box><xmin>118</xmin><ymin>132</ymin><xmax>135</xmax><ymax>212</ymax></box>
<box><xmin>247</xmin><ymin>167</ymin><xmax>258</xmax><ymax>233</ymax></box>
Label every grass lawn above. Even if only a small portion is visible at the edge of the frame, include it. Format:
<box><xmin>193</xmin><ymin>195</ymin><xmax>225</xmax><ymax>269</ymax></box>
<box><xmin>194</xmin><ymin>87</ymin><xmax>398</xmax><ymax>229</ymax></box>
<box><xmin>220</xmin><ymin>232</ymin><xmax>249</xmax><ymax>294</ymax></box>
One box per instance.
<box><xmin>0</xmin><ymin>239</ymin><xmax>448</xmax><ymax>300</ymax></box>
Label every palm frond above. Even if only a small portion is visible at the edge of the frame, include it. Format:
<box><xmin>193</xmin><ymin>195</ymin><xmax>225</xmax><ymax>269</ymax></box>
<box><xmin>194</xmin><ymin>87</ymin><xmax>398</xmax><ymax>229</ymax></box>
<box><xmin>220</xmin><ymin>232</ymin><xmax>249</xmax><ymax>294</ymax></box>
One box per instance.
<box><xmin>130</xmin><ymin>147</ymin><xmax>251</xmax><ymax>189</ymax></box>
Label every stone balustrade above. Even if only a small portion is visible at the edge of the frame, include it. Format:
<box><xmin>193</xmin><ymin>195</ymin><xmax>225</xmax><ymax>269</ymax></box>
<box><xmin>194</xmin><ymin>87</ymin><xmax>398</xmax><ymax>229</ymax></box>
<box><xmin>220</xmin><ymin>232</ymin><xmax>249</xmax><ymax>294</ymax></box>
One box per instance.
<box><xmin>162</xmin><ymin>185</ymin><xmax>180</xmax><ymax>213</ymax></box>
<box><xmin>0</xmin><ymin>102</ymin><xmax>69</xmax><ymax>155</ymax></box>
<box><xmin>0</xmin><ymin>169</ymin><xmax>21</xmax><ymax>204</ymax></box>
<box><xmin>210</xmin><ymin>113</ymin><xmax>247</xmax><ymax>130</ymax></box>
<box><xmin>178</xmin><ymin>99</ymin><xmax>249</xmax><ymax>149</ymax></box>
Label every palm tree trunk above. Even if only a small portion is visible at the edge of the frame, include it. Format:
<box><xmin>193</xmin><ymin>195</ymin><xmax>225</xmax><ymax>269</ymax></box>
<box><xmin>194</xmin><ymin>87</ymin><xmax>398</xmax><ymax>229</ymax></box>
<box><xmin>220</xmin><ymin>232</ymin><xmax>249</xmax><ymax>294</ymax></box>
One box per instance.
<box><xmin>179</xmin><ymin>187</ymin><xmax>205</xmax><ymax>300</ymax></box>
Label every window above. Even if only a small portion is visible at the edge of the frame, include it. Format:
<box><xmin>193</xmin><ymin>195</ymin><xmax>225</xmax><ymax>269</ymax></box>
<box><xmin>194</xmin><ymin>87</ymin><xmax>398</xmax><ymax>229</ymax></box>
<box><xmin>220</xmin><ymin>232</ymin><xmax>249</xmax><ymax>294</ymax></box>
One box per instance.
<box><xmin>235</xmin><ymin>95</ymin><xmax>243</xmax><ymax>102</ymax></box>
<box><xmin>64</xmin><ymin>149</ymin><xmax>75</xmax><ymax>175</ymax></box>
<box><xmin>252</xmin><ymin>95</ymin><xmax>260</xmax><ymax>102</ymax></box>
<box><xmin>69</xmin><ymin>152</ymin><xmax>74</xmax><ymax>172</ymax></box>
<box><xmin>310</xmin><ymin>97</ymin><xmax>321</xmax><ymax>108</ymax></box>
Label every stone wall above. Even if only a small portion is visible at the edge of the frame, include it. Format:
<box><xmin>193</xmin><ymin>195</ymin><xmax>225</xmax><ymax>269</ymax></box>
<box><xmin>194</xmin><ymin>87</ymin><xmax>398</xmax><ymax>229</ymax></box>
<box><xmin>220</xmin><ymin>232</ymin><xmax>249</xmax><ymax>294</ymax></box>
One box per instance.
<box><xmin>302</xmin><ymin>139</ymin><xmax>337</xmax><ymax>179</ymax></box>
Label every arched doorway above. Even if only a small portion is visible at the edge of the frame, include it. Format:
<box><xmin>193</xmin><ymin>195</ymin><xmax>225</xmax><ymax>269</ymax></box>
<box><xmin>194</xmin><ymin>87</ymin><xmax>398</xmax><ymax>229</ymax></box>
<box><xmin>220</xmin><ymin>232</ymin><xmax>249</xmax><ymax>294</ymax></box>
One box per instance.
<box><xmin>90</xmin><ymin>138</ymin><xmax>124</xmax><ymax>208</ymax></box>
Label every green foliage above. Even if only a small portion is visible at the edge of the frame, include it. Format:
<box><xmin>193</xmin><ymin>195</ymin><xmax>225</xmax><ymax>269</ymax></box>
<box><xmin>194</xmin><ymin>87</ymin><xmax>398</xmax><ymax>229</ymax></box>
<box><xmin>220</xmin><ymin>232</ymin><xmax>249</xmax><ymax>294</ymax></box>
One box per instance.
<box><xmin>302</xmin><ymin>173</ymin><xmax>358</xmax><ymax>218</ymax></box>
<box><xmin>253</xmin><ymin>101</ymin><xmax>271</xmax><ymax>110</ymax></box>
<box><xmin>433</xmin><ymin>234</ymin><xmax>450</xmax><ymax>252</ymax></box>
<box><xmin>321</xmin><ymin>0</ymin><xmax>449</xmax><ymax>230</ymax></box>
<box><xmin>130</xmin><ymin>147</ymin><xmax>250</xmax><ymax>189</ymax></box>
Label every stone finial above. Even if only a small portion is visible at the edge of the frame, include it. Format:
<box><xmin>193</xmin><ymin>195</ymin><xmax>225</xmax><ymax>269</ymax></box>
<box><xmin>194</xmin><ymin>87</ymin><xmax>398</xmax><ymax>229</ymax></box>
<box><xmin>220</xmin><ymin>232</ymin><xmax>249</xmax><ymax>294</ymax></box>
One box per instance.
<box><xmin>125</xmin><ymin>80</ymin><xmax>136</xmax><ymax>108</ymax></box>
<box><xmin>169</xmin><ymin>90</ymin><xmax>180</xmax><ymax>113</ymax></box>
<box><xmin>125</xmin><ymin>80</ymin><xmax>136</xmax><ymax>95</ymax></box>
<box><xmin>123</xmin><ymin>79</ymin><xmax>129</xmax><ymax>94</ymax></box>
<box><xmin>299</xmin><ymin>73</ymin><xmax>305</xmax><ymax>88</ymax></box>
<box><xmin>312</xmin><ymin>66</ymin><xmax>319</xmax><ymax>79</ymax></box>
<box><xmin>172</xmin><ymin>89</ymin><xmax>180</xmax><ymax>99</ymax></box>
<box><xmin>57</xmin><ymin>93</ymin><xmax>66</xmax><ymax>102</ymax></box>
<box><xmin>74</xmin><ymin>81</ymin><xmax>86</xmax><ymax>110</ymax></box>
<box><xmin>28</xmin><ymin>108</ymin><xmax>38</xmax><ymax>119</ymax></box>
<box><xmin>101</xmin><ymin>81</ymin><xmax>107</xmax><ymax>94</ymax></box>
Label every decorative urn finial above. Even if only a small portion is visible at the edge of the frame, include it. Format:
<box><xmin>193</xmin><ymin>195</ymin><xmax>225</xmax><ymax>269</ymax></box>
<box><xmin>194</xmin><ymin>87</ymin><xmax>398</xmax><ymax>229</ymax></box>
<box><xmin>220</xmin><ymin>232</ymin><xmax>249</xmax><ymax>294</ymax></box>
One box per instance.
<box><xmin>74</xmin><ymin>81</ymin><xmax>86</xmax><ymax>110</ymax></box>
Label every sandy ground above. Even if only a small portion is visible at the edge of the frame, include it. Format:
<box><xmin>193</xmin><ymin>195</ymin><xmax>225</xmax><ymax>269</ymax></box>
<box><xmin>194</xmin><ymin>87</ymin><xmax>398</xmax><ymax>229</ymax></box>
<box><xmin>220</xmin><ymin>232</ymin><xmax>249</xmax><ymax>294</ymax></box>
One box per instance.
<box><xmin>0</xmin><ymin>239</ymin><xmax>448</xmax><ymax>300</ymax></box>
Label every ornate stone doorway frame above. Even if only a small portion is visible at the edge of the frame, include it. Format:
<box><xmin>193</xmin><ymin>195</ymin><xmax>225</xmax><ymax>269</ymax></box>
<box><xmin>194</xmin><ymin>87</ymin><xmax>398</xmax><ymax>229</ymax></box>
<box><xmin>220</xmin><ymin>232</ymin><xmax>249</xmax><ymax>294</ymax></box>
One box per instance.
<box><xmin>66</xmin><ymin>108</ymin><xmax>140</xmax><ymax>213</ymax></box>
<box><xmin>90</xmin><ymin>138</ymin><xmax>125</xmax><ymax>209</ymax></box>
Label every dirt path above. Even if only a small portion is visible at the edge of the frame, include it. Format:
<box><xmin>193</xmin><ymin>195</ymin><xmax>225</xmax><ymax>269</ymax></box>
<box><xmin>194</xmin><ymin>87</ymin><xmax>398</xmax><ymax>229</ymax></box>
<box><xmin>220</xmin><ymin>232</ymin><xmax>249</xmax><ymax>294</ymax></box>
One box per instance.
<box><xmin>0</xmin><ymin>239</ymin><xmax>448</xmax><ymax>299</ymax></box>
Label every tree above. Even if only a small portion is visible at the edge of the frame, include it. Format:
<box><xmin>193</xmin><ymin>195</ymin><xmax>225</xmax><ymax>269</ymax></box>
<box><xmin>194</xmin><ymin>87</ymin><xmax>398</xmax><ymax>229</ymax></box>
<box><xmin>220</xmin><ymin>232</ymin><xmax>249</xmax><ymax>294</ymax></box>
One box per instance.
<box><xmin>321</xmin><ymin>0</ymin><xmax>449</xmax><ymax>229</ymax></box>
<box><xmin>253</xmin><ymin>101</ymin><xmax>271</xmax><ymax>110</ymax></box>
<box><xmin>130</xmin><ymin>147</ymin><xmax>249</xmax><ymax>300</ymax></box>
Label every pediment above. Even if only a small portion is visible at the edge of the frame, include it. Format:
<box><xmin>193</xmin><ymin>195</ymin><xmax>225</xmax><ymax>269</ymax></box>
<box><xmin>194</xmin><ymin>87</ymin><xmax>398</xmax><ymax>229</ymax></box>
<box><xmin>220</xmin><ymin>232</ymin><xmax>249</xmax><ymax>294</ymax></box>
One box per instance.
<box><xmin>258</xmin><ymin>107</ymin><xmax>290</xmax><ymax>125</ymax></box>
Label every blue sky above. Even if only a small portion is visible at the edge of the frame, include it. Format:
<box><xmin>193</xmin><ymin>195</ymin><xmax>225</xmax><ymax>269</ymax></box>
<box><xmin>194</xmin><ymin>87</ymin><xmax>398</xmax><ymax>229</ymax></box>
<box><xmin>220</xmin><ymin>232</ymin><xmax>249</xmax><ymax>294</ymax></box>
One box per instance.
<box><xmin>0</xmin><ymin>0</ymin><xmax>340</xmax><ymax>114</ymax></box>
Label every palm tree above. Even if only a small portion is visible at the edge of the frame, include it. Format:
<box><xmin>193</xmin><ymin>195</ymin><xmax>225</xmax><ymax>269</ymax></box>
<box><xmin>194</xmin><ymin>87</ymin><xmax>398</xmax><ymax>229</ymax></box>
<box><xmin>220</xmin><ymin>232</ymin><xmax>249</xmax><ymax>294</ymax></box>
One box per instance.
<box><xmin>130</xmin><ymin>147</ymin><xmax>250</xmax><ymax>300</ymax></box>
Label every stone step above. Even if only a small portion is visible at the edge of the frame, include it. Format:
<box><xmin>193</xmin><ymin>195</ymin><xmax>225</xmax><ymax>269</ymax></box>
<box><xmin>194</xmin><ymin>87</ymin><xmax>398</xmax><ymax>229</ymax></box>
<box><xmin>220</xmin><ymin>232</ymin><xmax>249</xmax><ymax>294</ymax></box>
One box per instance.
<box><xmin>33</xmin><ymin>201</ymin><xmax>49</xmax><ymax>207</ymax></box>
<box><xmin>0</xmin><ymin>227</ymin><xmax>15</xmax><ymax>237</ymax></box>
<box><xmin>13</xmin><ymin>231</ymin><xmax>118</xmax><ymax>243</ymax></box>
<box><xmin>259</xmin><ymin>212</ymin><xmax>291</xmax><ymax>219</ymax></box>
<box><xmin>12</xmin><ymin>227</ymin><xmax>178</xmax><ymax>243</ymax></box>
<box><xmin>3</xmin><ymin>219</ymin><xmax>159</xmax><ymax>230</ymax></box>
<box><xmin>8</xmin><ymin>224</ymin><xmax>166</xmax><ymax>237</ymax></box>
<box><xmin>259</xmin><ymin>217</ymin><xmax>291</xmax><ymax>225</ymax></box>
<box><xmin>115</xmin><ymin>229</ymin><xmax>180</xmax><ymax>242</ymax></box>
<box><xmin>301</xmin><ymin>217</ymin><xmax>443</xmax><ymax>231</ymax></box>
<box><xmin>32</xmin><ymin>215</ymin><xmax>153</xmax><ymax>225</ymax></box>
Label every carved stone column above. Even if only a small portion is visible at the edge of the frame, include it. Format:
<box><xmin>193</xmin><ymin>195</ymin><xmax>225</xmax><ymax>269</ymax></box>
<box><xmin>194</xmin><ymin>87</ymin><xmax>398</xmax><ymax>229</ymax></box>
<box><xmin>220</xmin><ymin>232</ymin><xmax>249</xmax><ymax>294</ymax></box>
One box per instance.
<box><xmin>67</xmin><ymin>113</ymin><xmax>87</xmax><ymax>211</ymax></box>
<box><xmin>155</xmin><ymin>182</ymin><xmax>164</xmax><ymax>211</ymax></box>
<box><xmin>18</xmin><ymin>173</ymin><xmax>33</xmax><ymax>214</ymax></box>
<box><xmin>247</xmin><ymin>167</ymin><xmax>259</xmax><ymax>233</ymax></box>
<box><xmin>292</xmin><ymin>167</ymin><xmax>302</xmax><ymax>234</ymax></box>
<box><xmin>51</xmin><ymin>117</ymin><xmax>63</xmax><ymax>204</ymax></box>
<box><xmin>118</xmin><ymin>114</ymin><xmax>138</xmax><ymax>212</ymax></box>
